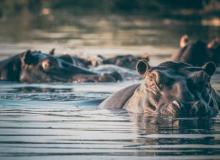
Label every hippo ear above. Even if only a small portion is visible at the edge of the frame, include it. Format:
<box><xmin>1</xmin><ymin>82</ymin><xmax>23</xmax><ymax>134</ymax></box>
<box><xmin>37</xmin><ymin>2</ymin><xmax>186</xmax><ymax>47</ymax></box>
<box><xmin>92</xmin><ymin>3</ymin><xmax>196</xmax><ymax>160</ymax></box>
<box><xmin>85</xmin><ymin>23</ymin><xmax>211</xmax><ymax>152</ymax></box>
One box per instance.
<box><xmin>179</xmin><ymin>34</ymin><xmax>189</xmax><ymax>48</ymax></box>
<box><xmin>21</xmin><ymin>50</ymin><xmax>36</xmax><ymax>65</ymax></box>
<box><xmin>49</xmin><ymin>48</ymin><xmax>55</xmax><ymax>55</ymax></box>
<box><xmin>207</xmin><ymin>38</ymin><xmax>220</xmax><ymax>49</ymax></box>
<box><xmin>136</xmin><ymin>58</ymin><xmax>150</xmax><ymax>75</ymax></box>
<box><xmin>203</xmin><ymin>62</ymin><xmax>216</xmax><ymax>76</ymax></box>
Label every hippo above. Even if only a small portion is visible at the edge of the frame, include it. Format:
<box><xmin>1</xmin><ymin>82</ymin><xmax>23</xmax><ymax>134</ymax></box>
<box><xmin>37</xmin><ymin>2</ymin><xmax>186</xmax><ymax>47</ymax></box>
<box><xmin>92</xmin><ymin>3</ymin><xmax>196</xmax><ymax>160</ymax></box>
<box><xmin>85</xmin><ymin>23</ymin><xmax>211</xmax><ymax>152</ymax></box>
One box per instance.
<box><xmin>50</xmin><ymin>49</ymin><xmax>142</xmax><ymax>70</ymax></box>
<box><xmin>87</xmin><ymin>54</ymin><xmax>143</xmax><ymax>70</ymax></box>
<box><xmin>57</xmin><ymin>54</ymin><xmax>97</xmax><ymax>69</ymax></box>
<box><xmin>171</xmin><ymin>36</ymin><xmax>220</xmax><ymax>66</ymax></box>
<box><xmin>101</xmin><ymin>55</ymin><xmax>143</xmax><ymax>70</ymax></box>
<box><xmin>50</xmin><ymin>47</ymin><xmax>144</xmax><ymax>70</ymax></box>
<box><xmin>49</xmin><ymin>48</ymin><xmax>93</xmax><ymax>68</ymax></box>
<box><xmin>0</xmin><ymin>50</ymin><xmax>122</xmax><ymax>83</ymax></box>
<box><xmin>92</xmin><ymin>64</ymin><xmax>139</xmax><ymax>80</ymax></box>
<box><xmin>99</xmin><ymin>59</ymin><xmax>220</xmax><ymax>117</ymax></box>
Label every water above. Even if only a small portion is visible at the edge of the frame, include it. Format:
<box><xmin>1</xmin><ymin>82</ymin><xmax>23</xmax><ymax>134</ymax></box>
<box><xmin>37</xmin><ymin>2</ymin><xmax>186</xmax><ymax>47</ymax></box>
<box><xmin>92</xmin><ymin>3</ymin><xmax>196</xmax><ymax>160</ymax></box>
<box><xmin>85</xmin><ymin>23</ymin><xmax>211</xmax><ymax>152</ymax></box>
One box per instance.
<box><xmin>0</xmin><ymin>82</ymin><xmax>220</xmax><ymax>160</ymax></box>
<box><xmin>0</xmin><ymin>14</ymin><xmax>220</xmax><ymax>159</ymax></box>
<box><xmin>0</xmin><ymin>15</ymin><xmax>219</xmax><ymax>59</ymax></box>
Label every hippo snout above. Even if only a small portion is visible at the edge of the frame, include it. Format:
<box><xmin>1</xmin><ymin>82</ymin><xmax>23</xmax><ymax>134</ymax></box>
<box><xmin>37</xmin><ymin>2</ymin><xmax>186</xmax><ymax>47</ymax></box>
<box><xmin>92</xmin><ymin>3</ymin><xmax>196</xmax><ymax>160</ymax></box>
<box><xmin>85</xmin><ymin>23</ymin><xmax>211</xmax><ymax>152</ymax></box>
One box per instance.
<box><xmin>175</xmin><ymin>101</ymin><xmax>210</xmax><ymax>117</ymax></box>
<box><xmin>164</xmin><ymin>100</ymin><xmax>209</xmax><ymax>117</ymax></box>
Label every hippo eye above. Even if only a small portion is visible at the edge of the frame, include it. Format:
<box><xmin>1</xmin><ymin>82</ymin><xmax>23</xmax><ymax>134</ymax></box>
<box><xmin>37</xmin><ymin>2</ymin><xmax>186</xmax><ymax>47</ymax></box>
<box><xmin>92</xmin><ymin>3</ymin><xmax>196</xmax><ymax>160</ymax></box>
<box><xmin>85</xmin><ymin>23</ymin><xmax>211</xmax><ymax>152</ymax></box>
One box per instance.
<box><xmin>41</xmin><ymin>60</ymin><xmax>52</xmax><ymax>71</ymax></box>
<box><xmin>41</xmin><ymin>58</ymin><xmax>58</xmax><ymax>71</ymax></box>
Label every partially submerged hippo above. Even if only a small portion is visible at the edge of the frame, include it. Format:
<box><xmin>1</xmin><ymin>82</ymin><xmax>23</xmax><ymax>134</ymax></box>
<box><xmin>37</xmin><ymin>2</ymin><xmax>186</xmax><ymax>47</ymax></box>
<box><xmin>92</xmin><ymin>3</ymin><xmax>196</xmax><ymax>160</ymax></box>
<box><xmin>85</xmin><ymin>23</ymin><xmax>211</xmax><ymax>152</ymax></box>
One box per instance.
<box><xmin>171</xmin><ymin>36</ymin><xmax>220</xmax><ymax>66</ymax></box>
<box><xmin>100</xmin><ymin>59</ymin><xmax>220</xmax><ymax>117</ymax></box>
<box><xmin>0</xmin><ymin>50</ymin><xmax>122</xmax><ymax>83</ymax></box>
<box><xmin>101</xmin><ymin>55</ymin><xmax>143</xmax><ymax>70</ymax></box>
<box><xmin>52</xmin><ymin>49</ymin><xmax>143</xmax><ymax>70</ymax></box>
<box><xmin>86</xmin><ymin>54</ymin><xmax>143</xmax><ymax>70</ymax></box>
<box><xmin>49</xmin><ymin>48</ymin><xmax>93</xmax><ymax>68</ymax></box>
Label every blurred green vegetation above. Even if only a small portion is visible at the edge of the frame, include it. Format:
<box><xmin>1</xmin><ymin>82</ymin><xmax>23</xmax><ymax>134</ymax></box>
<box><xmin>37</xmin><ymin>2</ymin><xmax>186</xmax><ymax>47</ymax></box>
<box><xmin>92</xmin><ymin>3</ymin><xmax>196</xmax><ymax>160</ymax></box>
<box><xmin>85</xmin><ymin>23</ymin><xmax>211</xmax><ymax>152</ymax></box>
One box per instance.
<box><xmin>0</xmin><ymin>0</ymin><xmax>219</xmax><ymax>17</ymax></box>
<box><xmin>0</xmin><ymin>0</ymin><xmax>40</xmax><ymax>16</ymax></box>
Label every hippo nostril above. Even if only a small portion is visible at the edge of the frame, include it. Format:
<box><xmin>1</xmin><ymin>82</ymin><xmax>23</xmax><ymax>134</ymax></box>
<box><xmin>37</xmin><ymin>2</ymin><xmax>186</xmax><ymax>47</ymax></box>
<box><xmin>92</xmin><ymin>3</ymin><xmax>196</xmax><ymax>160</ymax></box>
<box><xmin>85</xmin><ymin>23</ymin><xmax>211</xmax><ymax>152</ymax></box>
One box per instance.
<box><xmin>192</xmin><ymin>101</ymin><xmax>209</xmax><ymax>117</ymax></box>
<box><xmin>180</xmin><ymin>101</ymin><xmax>209</xmax><ymax>117</ymax></box>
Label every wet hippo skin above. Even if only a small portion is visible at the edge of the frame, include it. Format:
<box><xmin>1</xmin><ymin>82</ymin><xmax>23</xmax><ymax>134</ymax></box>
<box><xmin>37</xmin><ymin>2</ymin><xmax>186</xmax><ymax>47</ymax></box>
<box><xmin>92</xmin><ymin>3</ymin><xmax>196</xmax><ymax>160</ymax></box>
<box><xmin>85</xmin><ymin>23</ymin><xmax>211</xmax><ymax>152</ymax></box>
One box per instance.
<box><xmin>79</xmin><ymin>54</ymin><xmax>143</xmax><ymax>70</ymax></box>
<box><xmin>0</xmin><ymin>50</ymin><xmax>122</xmax><ymax>83</ymax></box>
<box><xmin>101</xmin><ymin>55</ymin><xmax>143</xmax><ymax>70</ymax></box>
<box><xmin>171</xmin><ymin>36</ymin><xmax>220</xmax><ymax>66</ymax></box>
<box><xmin>100</xmin><ymin>59</ymin><xmax>220</xmax><ymax>117</ymax></box>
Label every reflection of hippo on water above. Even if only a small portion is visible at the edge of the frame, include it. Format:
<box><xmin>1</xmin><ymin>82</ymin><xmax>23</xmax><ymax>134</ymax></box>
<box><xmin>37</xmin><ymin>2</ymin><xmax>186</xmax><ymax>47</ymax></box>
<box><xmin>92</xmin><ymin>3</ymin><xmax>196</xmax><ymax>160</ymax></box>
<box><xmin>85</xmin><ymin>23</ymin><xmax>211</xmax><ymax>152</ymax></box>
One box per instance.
<box><xmin>171</xmin><ymin>35</ymin><xmax>220</xmax><ymax>66</ymax></box>
<box><xmin>0</xmin><ymin>50</ymin><xmax>123</xmax><ymax>83</ymax></box>
<box><xmin>100</xmin><ymin>59</ymin><xmax>220</xmax><ymax>117</ymax></box>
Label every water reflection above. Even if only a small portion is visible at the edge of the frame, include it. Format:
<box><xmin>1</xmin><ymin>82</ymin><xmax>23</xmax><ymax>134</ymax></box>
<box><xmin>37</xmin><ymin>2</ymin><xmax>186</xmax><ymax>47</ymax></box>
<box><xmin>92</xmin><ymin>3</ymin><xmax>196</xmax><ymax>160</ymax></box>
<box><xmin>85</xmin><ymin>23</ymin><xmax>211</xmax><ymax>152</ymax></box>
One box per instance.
<box><xmin>0</xmin><ymin>85</ymin><xmax>219</xmax><ymax>159</ymax></box>
<box><xmin>125</xmin><ymin>113</ymin><xmax>219</xmax><ymax>156</ymax></box>
<box><xmin>129</xmin><ymin>113</ymin><xmax>215</xmax><ymax>134</ymax></box>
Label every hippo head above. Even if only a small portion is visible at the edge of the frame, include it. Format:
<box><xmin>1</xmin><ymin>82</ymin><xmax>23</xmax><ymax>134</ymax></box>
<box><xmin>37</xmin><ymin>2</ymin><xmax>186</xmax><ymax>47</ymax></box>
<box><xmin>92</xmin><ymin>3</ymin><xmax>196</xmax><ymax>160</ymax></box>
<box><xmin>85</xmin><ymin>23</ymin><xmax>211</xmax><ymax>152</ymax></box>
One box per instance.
<box><xmin>19</xmin><ymin>50</ymin><xmax>68</xmax><ymax>82</ymax></box>
<box><xmin>0</xmin><ymin>50</ymin><xmax>121</xmax><ymax>83</ymax></box>
<box><xmin>19</xmin><ymin>50</ymin><xmax>95</xmax><ymax>83</ymax></box>
<box><xmin>133</xmin><ymin>60</ymin><xmax>219</xmax><ymax>117</ymax></box>
<box><xmin>172</xmin><ymin>37</ymin><xmax>220</xmax><ymax>66</ymax></box>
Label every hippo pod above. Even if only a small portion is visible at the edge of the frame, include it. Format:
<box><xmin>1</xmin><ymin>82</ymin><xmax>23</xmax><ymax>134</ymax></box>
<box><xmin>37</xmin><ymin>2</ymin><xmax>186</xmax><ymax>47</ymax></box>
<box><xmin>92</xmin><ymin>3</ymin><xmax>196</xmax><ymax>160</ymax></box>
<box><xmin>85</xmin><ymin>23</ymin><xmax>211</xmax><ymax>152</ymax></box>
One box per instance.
<box><xmin>0</xmin><ymin>50</ymin><xmax>122</xmax><ymax>83</ymax></box>
<box><xmin>99</xmin><ymin>59</ymin><xmax>220</xmax><ymax>117</ymax></box>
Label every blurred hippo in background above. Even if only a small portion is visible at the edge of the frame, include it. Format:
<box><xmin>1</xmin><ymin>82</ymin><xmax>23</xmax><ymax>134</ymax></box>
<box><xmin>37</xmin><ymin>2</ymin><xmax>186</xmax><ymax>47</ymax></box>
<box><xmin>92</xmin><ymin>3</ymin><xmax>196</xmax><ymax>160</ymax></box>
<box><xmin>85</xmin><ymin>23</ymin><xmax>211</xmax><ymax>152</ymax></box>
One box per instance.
<box><xmin>50</xmin><ymin>48</ymin><xmax>143</xmax><ymax>70</ymax></box>
<box><xmin>49</xmin><ymin>49</ymin><xmax>140</xmax><ymax>81</ymax></box>
<box><xmin>96</xmin><ymin>54</ymin><xmax>143</xmax><ymax>70</ymax></box>
<box><xmin>49</xmin><ymin>48</ymin><xmax>91</xmax><ymax>68</ymax></box>
<box><xmin>100</xmin><ymin>59</ymin><xmax>220</xmax><ymax>117</ymax></box>
<box><xmin>0</xmin><ymin>50</ymin><xmax>122</xmax><ymax>83</ymax></box>
<box><xmin>171</xmin><ymin>35</ymin><xmax>220</xmax><ymax>66</ymax></box>
<box><xmin>51</xmin><ymin>48</ymin><xmax>144</xmax><ymax>71</ymax></box>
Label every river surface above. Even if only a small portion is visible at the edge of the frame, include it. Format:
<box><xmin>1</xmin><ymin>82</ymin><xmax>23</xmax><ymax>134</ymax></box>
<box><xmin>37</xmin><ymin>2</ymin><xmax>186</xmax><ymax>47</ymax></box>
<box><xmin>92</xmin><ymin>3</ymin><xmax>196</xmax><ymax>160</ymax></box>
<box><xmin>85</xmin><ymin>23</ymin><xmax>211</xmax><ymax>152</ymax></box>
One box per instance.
<box><xmin>0</xmin><ymin>15</ymin><xmax>220</xmax><ymax>160</ymax></box>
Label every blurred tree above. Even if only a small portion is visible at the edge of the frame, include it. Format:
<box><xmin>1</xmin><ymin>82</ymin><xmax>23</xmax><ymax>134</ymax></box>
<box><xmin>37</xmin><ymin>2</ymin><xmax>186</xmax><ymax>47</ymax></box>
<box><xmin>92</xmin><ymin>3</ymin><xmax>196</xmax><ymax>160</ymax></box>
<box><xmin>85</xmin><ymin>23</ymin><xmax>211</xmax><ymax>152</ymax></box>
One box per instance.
<box><xmin>0</xmin><ymin>0</ymin><xmax>41</xmax><ymax>17</ymax></box>
<box><xmin>0</xmin><ymin>0</ymin><xmax>219</xmax><ymax>17</ymax></box>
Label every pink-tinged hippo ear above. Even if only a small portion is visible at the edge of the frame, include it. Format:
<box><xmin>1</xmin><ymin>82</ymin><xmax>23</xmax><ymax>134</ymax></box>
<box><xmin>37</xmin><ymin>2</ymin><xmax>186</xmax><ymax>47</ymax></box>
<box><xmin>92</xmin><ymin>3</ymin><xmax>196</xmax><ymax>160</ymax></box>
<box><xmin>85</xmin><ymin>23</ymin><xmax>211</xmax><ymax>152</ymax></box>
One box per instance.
<box><xmin>136</xmin><ymin>58</ymin><xmax>150</xmax><ymax>75</ymax></box>
<box><xmin>20</xmin><ymin>50</ymin><xmax>35</xmax><ymax>65</ymax></box>
<box><xmin>207</xmin><ymin>38</ymin><xmax>220</xmax><ymax>49</ymax></box>
<box><xmin>203</xmin><ymin>61</ymin><xmax>216</xmax><ymax>76</ymax></box>
<box><xmin>49</xmin><ymin>48</ymin><xmax>55</xmax><ymax>55</ymax></box>
<box><xmin>179</xmin><ymin>34</ymin><xmax>189</xmax><ymax>48</ymax></box>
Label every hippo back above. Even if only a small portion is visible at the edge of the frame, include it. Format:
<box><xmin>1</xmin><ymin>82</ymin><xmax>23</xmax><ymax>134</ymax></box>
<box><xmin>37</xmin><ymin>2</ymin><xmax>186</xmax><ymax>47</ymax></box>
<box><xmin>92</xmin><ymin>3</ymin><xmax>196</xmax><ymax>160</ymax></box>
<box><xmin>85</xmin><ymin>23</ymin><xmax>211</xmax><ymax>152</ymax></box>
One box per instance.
<box><xmin>99</xmin><ymin>84</ymin><xmax>139</xmax><ymax>109</ymax></box>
